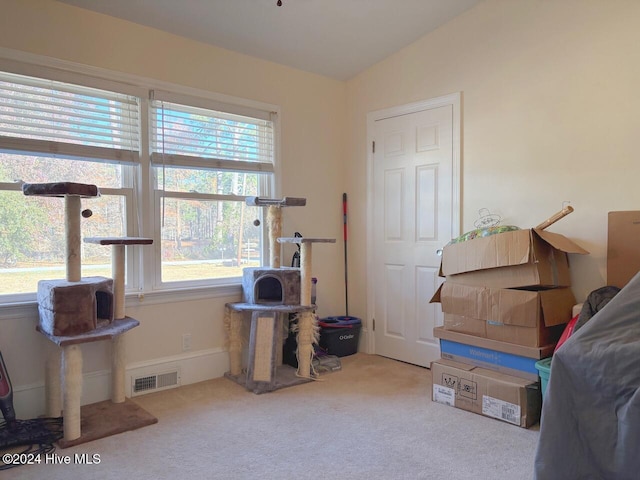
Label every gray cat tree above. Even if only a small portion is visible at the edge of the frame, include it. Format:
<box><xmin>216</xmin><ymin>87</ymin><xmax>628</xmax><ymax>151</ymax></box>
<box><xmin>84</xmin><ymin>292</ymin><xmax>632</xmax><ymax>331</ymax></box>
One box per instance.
<box><xmin>224</xmin><ymin>196</ymin><xmax>335</xmax><ymax>393</ymax></box>
<box><xmin>23</xmin><ymin>182</ymin><xmax>156</xmax><ymax>447</ymax></box>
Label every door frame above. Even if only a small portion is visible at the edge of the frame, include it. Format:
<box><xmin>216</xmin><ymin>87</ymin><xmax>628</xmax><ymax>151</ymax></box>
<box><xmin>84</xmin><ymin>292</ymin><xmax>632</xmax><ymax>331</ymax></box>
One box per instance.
<box><xmin>365</xmin><ymin>92</ymin><xmax>462</xmax><ymax>355</ymax></box>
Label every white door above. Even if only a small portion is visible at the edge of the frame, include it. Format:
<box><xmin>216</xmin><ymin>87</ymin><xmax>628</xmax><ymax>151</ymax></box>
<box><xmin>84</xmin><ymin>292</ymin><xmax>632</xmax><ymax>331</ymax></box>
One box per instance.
<box><xmin>370</xmin><ymin>97</ymin><xmax>459</xmax><ymax>367</ymax></box>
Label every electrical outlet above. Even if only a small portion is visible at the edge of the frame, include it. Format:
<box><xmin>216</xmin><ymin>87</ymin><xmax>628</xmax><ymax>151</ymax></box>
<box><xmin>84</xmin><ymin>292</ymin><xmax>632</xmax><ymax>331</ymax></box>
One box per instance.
<box><xmin>182</xmin><ymin>333</ymin><xmax>192</xmax><ymax>352</ymax></box>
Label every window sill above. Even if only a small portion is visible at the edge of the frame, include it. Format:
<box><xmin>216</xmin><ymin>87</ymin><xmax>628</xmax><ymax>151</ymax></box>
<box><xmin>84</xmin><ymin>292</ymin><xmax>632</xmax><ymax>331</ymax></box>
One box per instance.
<box><xmin>0</xmin><ymin>283</ymin><xmax>242</xmax><ymax>320</ymax></box>
<box><xmin>129</xmin><ymin>283</ymin><xmax>242</xmax><ymax>307</ymax></box>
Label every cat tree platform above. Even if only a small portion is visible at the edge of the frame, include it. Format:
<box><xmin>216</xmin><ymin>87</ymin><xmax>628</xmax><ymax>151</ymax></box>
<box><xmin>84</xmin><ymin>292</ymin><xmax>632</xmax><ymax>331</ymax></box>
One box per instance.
<box><xmin>224</xmin><ymin>304</ymin><xmax>316</xmax><ymax>394</ymax></box>
<box><xmin>37</xmin><ymin>317</ymin><xmax>158</xmax><ymax>448</ymax></box>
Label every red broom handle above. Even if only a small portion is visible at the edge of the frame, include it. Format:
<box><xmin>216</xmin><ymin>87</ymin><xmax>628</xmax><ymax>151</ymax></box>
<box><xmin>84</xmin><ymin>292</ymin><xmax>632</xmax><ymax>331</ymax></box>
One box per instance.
<box><xmin>343</xmin><ymin>193</ymin><xmax>349</xmax><ymax>316</ymax></box>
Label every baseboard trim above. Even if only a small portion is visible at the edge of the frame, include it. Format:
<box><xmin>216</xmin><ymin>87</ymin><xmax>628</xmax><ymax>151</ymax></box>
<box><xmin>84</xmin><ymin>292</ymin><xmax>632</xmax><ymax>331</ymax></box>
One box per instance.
<box><xmin>13</xmin><ymin>348</ymin><xmax>230</xmax><ymax>420</ymax></box>
<box><xmin>125</xmin><ymin>348</ymin><xmax>229</xmax><ymax>397</ymax></box>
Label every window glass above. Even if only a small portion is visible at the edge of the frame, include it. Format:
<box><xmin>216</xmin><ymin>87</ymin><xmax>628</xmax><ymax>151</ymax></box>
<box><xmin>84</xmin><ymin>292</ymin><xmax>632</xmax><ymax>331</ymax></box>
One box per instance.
<box><xmin>160</xmin><ymin>197</ymin><xmax>262</xmax><ymax>283</ymax></box>
<box><xmin>156</xmin><ymin>168</ymin><xmax>261</xmax><ymax>196</ymax></box>
<box><xmin>151</xmin><ymin>99</ymin><xmax>273</xmax><ymax>286</ymax></box>
<box><xmin>0</xmin><ymin>183</ymin><xmax>126</xmax><ymax>295</ymax></box>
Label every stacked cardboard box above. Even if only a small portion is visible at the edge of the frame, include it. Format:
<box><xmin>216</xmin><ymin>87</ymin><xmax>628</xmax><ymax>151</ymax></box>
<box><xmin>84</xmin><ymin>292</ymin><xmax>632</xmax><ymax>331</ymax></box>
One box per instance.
<box><xmin>430</xmin><ymin>228</ymin><xmax>589</xmax><ymax>427</ymax></box>
<box><xmin>433</xmin><ymin>228</ymin><xmax>588</xmax><ymax>347</ymax></box>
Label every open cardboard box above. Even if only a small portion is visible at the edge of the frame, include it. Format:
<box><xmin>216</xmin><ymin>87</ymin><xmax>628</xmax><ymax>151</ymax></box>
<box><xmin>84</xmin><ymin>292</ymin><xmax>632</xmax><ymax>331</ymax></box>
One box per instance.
<box><xmin>440</xmin><ymin>228</ymin><xmax>588</xmax><ymax>289</ymax></box>
<box><xmin>431</xmin><ymin>282</ymin><xmax>575</xmax><ymax>347</ymax></box>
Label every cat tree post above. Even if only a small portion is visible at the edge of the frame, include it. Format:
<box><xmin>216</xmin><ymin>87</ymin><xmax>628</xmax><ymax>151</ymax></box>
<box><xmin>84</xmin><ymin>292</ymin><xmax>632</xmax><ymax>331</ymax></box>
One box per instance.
<box><xmin>298</xmin><ymin>241</ymin><xmax>314</xmax><ymax>377</ymax></box>
<box><xmin>112</xmin><ymin>244</ymin><xmax>126</xmax><ymax>320</ymax></box>
<box><xmin>65</xmin><ymin>195</ymin><xmax>82</xmax><ymax>282</ymax></box>
<box><xmin>62</xmin><ymin>345</ymin><xmax>82</xmax><ymax>441</ymax></box>
<box><xmin>278</xmin><ymin>237</ymin><xmax>335</xmax><ymax>378</ymax></box>
<box><xmin>267</xmin><ymin>206</ymin><xmax>282</xmax><ymax>268</ymax></box>
<box><xmin>111</xmin><ymin>336</ymin><xmax>126</xmax><ymax>404</ymax></box>
<box><xmin>224</xmin><ymin>308</ymin><xmax>244</xmax><ymax>376</ymax></box>
<box><xmin>247</xmin><ymin>196</ymin><xmax>306</xmax><ymax>269</ymax></box>
<box><xmin>45</xmin><ymin>344</ymin><xmax>62</xmax><ymax>418</ymax></box>
<box><xmin>84</xmin><ymin>237</ymin><xmax>153</xmax><ymax>403</ymax></box>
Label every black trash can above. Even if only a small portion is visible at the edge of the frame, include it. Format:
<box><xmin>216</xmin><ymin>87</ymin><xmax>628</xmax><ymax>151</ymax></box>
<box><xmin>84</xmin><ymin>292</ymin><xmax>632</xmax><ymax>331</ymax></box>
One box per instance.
<box><xmin>318</xmin><ymin>316</ymin><xmax>362</xmax><ymax>357</ymax></box>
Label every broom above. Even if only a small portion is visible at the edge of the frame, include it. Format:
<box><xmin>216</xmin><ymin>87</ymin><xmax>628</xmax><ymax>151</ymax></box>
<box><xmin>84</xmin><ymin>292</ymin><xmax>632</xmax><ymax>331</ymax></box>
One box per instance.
<box><xmin>343</xmin><ymin>193</ymin><xmax>349</xmax><ymax>316</ymax></box>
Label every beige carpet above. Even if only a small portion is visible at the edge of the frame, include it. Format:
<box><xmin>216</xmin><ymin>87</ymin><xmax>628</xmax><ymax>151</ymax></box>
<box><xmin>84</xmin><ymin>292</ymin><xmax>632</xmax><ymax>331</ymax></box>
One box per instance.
<box><xmin>2</xmin><ymin>353</ymin><xmax>539</xmax><ymax>480</ymax></box>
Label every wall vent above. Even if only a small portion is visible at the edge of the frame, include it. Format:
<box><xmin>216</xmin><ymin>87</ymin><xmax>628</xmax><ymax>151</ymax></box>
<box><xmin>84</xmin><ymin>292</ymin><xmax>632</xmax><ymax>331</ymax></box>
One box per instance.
<box><xmin>132</xmin><ymin>369</ymin><xmax>180</xmax><ymax>396</ymax></box>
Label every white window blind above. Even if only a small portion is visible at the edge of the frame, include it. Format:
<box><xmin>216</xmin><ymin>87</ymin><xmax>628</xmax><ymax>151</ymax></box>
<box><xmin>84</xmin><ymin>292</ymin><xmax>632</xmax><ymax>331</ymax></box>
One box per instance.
<box><xmin>0</xmin><ymin>71</ymin><xmax>140</xmax><ymax>164</ymax></box>
<box><xmin>150</xmin><ymin>96</ymin><xmax>274</xmax><ymax>174</ymax></box>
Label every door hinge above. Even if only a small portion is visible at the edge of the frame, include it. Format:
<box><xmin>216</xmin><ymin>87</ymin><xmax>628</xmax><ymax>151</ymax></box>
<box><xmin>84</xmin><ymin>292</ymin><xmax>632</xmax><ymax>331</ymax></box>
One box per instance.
<box><xmin>372</xmin><ymin>141</ymin><xmax>376</xmax><ymax>153</ymax></box>
<box><xmin>372</xmin><ymin>318</ymin><xmax>375</xmax><ymax>331</ymax></box>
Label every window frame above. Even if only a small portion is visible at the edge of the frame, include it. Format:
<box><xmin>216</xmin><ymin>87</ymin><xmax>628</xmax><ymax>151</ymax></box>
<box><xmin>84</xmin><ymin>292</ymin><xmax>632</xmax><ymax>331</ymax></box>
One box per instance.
<box><xmin>0</xmin><ymin>48</ymin><xmax>280</xmax><ymax>308</ymax></box>
<box><xmin>149</xmin><ymin>92</ymin><xmax>275</xmax><ymax>290</ymax></box>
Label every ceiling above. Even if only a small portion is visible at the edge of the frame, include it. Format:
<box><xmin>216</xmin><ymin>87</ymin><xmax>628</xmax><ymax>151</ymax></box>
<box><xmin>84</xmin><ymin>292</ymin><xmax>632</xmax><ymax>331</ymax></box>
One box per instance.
<box><xmin>57</xmin><ymin>0</ymin><xmax>481</xmax><ymax>81</ymax></box>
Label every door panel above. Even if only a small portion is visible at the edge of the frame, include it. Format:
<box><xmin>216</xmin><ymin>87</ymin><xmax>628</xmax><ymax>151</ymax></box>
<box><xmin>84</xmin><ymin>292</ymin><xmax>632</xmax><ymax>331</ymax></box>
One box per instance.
<box><xmin>373</xmin><ymin>104</ymin><xmax>456</xmax><ymax>367</ymax></box>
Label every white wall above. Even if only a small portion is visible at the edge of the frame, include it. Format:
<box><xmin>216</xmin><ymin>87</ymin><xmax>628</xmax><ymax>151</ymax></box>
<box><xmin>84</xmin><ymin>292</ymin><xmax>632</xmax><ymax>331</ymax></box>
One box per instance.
<box><xmin>346</xmin><ymin>0</ymin><xmax>640</xmax><ymax>333</ymax></box>
<box><xmin>0</xmin><ymin>0</ymin><xmax>347</xmax><ymax>417</ymax></box>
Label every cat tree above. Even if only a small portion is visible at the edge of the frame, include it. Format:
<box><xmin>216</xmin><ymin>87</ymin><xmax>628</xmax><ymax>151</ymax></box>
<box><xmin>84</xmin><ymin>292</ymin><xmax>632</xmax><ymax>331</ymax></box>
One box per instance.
<box><xmin>224</xmin><ymin>196</ymin><xmax>335</xmax><ymax>393</ymax></box>
<box><xmin>22</xmin><ymin>182</ymin><xmax>156</xmax><ymax>447</ymax></box>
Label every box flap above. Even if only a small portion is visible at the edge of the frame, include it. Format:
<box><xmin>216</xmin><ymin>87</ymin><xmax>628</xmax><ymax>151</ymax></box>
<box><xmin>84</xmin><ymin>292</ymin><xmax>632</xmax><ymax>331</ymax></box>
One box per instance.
<box><xmin>436</xmin><ymin>283</ymin><xmax>488</xmax><ymax>319</ymax></box>
<box><xmin>441</xmin><ymin>229</ymin><xmax>532</xmax><ymax>276</ymax></box>
<box><xmin>533</xmin><ymin>229</ymin><xmax>589</xmax><ymax>255</ymax></box>
<box><xmin>487</xmin><ymin>289</ymin><xmax>539</xmax><ymax>328</ymax></box>
<box><xmin>429</xmin><ymin>284</ymin><xmax>443</xmax><ymax>304</ymax></box>
<box><xmin>431</xmin><ymin>358</ymin><xmax>476</xmax><ymax>371</ymax></box>
<box><xmin>538</xmin><ymin>287</ymin><xmax>576</xmax><ymax>327</ymax></box>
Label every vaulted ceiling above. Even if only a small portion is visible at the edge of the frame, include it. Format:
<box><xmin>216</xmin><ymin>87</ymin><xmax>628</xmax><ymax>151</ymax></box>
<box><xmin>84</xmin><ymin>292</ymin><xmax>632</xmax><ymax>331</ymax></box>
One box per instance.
<box><xmin>57</xmin><ymin>0</ymin><xmax>481</xmax><ymax>80</ymax></box>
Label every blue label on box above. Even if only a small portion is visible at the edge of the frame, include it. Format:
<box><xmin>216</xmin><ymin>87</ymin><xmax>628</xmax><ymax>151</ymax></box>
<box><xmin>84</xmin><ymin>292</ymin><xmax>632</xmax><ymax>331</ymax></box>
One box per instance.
<box><xmin>439</xmin><ymin>339</ymin><xmax>540</xmax><ymax>380</ymax></box>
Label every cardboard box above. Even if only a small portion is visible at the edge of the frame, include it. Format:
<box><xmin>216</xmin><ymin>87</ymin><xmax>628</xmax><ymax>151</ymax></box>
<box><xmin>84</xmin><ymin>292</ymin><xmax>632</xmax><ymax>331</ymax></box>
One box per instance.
<box><xmin>607</xmin><ymin>211</ymin><xmax>640</xmax><ymax>288</ymax></box>
<box><xmin>443</xmin><ymin>312</ymin><xmax>566</xmax><ymax>348</ymax></box>
<box><xmin>433</xmin><ymin>326</ymin><xmax>556</xmax><ymax>359</ymax></box>
<box><xmin>431</xmin><ymin>283</ymin><xmax>575</xmax><ymax>347</ymax></box>
<box><xmin>437</xmin><ymin>333</ymin><xmax>551</xmax><ymax>381</ymax></box>
<box><xmin>443</xmin><ymin>312</ymin><xmax>487</xmax><ymax>337</ymax></box>
<box><xmin>431</xmin><ymin>359</ymin><xmax>541</xmax><ymax>428</ymax></box>
<box><xmin>440</xmin><ymin>228</ymin><xmax>588</xmax><ymax>289</ymax></box>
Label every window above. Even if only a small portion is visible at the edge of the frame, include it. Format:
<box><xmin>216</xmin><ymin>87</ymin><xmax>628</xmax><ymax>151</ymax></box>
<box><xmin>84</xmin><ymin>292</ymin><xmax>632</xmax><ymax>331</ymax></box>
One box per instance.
<box><xmin>150</xmin><ymin>94</ymin><xmax>274</xmax><ymax>286</ymax></box>
<box><xmin>0</xmin><ymin>65</ymin><xmax>276</xmax><ymax>303</ymax></box>
<box><xmin>0</xmin><ymin>71</ymin><xmax>138</xmax><ymax>299</ymax></box>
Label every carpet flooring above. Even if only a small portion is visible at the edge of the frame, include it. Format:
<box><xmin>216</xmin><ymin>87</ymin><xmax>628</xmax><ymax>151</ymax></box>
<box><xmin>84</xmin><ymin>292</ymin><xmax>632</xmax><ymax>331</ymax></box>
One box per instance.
<box><xmin>1</xmin><ymin>353</ymin><xmax>539</xmax><ymax>479</ymax></box>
